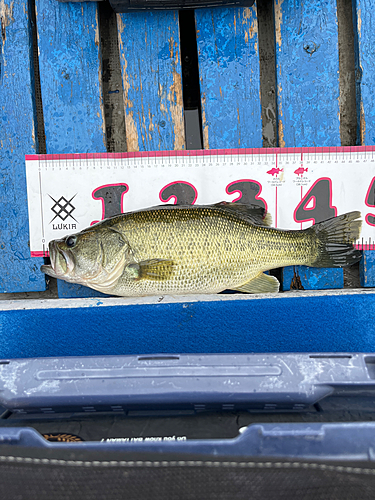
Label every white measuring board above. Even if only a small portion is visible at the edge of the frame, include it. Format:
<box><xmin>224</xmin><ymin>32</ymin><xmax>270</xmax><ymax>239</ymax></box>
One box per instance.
<box><xmin>25</xmin><ymin>146</ymin><xmax>375</xmax><ymax>257</ymax></box>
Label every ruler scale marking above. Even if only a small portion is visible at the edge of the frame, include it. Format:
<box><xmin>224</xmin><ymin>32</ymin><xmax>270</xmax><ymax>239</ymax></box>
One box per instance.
<box><xmin>26</xmin><ymin>147</ymin><xmax>375</xmax><ymax>258</ymax></box>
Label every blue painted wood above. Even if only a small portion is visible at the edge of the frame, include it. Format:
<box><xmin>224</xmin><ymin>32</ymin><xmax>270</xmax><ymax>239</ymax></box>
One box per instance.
<box><xmin>36</xmin><ymin>0</ymin><xmax>107</xmax><ymax>298</ymax></box>
<box><xmin>282</xmin><ymin>266</ymin><xmax>343</xmax><ymax>291</ymax></box>
<box><xmin>274</xmin><ymin>0</ymin><xmax>341</xmax><ymax>147</ymax></box>
<box><xmin>1</xmin><ymin>291</ymin><xmax>375</xmax><ymax>358</ymax></box>
<box><xmin>0</xmin><ymin>0</ymin><xmax>46</xmax><ymax>293</ymax></box>
<box><xmin>360</xmin><ymin>251</ymin><xmax>375</xmax><ymax>287</ymax></box>
<box><xmin>355</xmin><ymin>0</ymin><xmax>375</xmax><ymax>144</ymax></box>
<box><xmin>354</xmin><ymin>0</ymin><xmax>375</xmax><ymax>288</ymax></box>
<box><xmin>195</xmin><ymin>6</ymin><xmax>262</xmax><ymax>149</ymax></box>
<box><xmin>274</xmin><ymin>0</ymin><xmax>344</xmax><ymax>291</ymax></box>
<box><xmin>116</xmin><ymin>11</ymin><xmax>185</xmax><ymax>152</ymax></box>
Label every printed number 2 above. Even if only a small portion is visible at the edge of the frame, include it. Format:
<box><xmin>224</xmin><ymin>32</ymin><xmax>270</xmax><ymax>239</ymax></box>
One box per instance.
<box><xmin>159</xmin><ymin>181</ymin><xmax>198</xmax><ymax>205</ymax></box>
<box><xmin>294</xmin><ymin>178</ymin><xmax>337</xmax><ymax>224</ymax></box>
<box><xmin>365</xmin><ymin>177</ymin><xmax>375</xmax><ymax>227</ymax></box>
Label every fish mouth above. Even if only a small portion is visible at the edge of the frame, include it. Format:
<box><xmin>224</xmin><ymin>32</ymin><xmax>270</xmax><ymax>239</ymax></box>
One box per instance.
<box><xmin>41</xmin><ymin>240</ymin><xmax>75</xmax><ymax>278</ymax></box>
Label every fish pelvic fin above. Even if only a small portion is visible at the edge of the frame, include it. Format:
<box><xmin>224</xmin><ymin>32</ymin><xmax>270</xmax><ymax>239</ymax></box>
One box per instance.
<box><xmin>308</xmin><ymin>211</ymin><xmax>362</xmax><ymax>268</ymax></box>
<box><xmin>126</xmin><ymin>259</ymin><xmax>175</xmax><ymax>281</ymax></box>
<box><xmin>231</xmin><ymin>272</ymin><xmax>280</xmax><ymax>294</ymax></box>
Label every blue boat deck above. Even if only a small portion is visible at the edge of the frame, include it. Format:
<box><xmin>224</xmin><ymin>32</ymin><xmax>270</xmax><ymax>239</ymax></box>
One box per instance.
<box><xmin>0</xmin><ymin>0</ymin><xmax>375</xmax><ymax>357</ymax></box>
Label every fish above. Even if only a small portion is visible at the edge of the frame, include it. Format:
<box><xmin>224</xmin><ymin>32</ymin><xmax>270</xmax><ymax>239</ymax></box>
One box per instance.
<box><xmin>267</xmin><ymin>167</ymin><xmax>283</xmax><ymax>177</ymax></box>
<box><xmin>41</xmin><ymin>203</ymin><xmax>362</xmax><ymax>297</ymax></box>
<box><xmin>294</xmin><ymin>167</ymin><xmax>308</xmax><ymax>176</ymax></box>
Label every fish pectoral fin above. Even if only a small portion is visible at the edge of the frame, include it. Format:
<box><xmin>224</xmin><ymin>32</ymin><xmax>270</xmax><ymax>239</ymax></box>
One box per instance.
<box><xmin>127</xmin><ymin>259</ymin><xmax>175</xmax><ymax>281</ymax></box>
<box><xmin>231</xmin><ymin>272</ymin><xmax>280</xmax><ymax>294</ymax></box>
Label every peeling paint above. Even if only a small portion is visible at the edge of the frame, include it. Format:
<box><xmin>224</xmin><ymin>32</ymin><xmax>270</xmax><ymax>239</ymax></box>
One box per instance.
<box><xmin>274</xmin><ymin>0</ymin><xmax>283</xmax><ymax>51</ymax></box>
<box><xmin>201</xmin><ymin>92</ymin><xmax>209</xmax><ymax>149</ymax></box>
<box><xmin>167</xmin><ymin>36</ymin><xmax>185</xmax><ymax>150</ymax></box>
<box><xmin>243</xmin><ymin>4</ymin><xmax>258</xmax><ymax>43</ymax></box>
<box><xmin>360</xmin><ymin>100</ymin><xmax>366</xmax><ymax>145</ymax></box>
<box><xmin>95</xmin><ymin>7</ymin><xmax>106</xmax><ymax>149</ymax></box>
<box><xmin>278</xmin><ymin>119</ymin><xmax>285</xmax><ymax>148</ymax></box>
<box><xmin>276</xmin><ymin>78</ymin><xmax>285</xmax><ymax>147</ymax></box>
<box><xmin>0</xmin><ymin>0</ymin><xmax>14</xmax><ymax>43</ymax></box>
<box><xmin>117</xmin><ymin>13</ymin><xmax>125</xmax><ymax>35</ymax></box>
<box><xmin>31</xmin><ymin>116</ymin><xmax>36</xmax><ymax>149</ymax></box>
<box><xmin>358</xmin><ymin>7</ymin><xmax>362</xmax><ymax>32</ymax></box>
<box><xmin>168</xmin><ymin>67</ymin><xmax>185</xmax><ymax>150</ymax></box>
<box><xmin>148</xmin><ymin>108</ymin><xmax>154</xmax><ymax>133</ymax></box>
<box><xmin>242</xmin><ymin>6</ymin><xmax>251</xmax><ymax>21</ymax></box>
<box><xmin>119</xmin><ymin>41</ymin><xmax>139</xmax><ymax>150</ymax></box>
<box><xmin>125</xmin><ymin>110</ymin><xmax>139</xmax><ymax>152</ymax></box>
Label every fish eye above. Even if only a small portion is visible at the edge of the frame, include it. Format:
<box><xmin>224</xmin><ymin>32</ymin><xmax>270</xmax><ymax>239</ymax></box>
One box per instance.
<box><xmin>66</xmin><ymin>235</ymin><xmax>77</xmax><ymax>248</ymax></box>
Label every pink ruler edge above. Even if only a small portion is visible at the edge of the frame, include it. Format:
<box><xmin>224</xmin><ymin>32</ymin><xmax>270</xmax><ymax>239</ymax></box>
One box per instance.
<box><xmin>31</xmin><ymin>251</ymin><xmax>49</xmax><ymax>257</ymax></box>
<box><xmin>24</xmin><ymin>145</ymin><xmax>375</xmax><ymax>162</ymax></box>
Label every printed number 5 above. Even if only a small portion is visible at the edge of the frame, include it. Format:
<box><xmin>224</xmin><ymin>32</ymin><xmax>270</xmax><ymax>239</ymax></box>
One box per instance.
<box><xmin>366</xmin><ymin>177</ymin><xmax>375</xmax><ymax>227</ymax></box>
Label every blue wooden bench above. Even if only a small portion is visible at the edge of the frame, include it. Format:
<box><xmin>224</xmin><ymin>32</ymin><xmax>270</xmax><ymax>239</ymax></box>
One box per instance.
<box><xmin>1</xmin><ymin>0</ymin><xmax>374</xmax><ymax>357</ymax></box>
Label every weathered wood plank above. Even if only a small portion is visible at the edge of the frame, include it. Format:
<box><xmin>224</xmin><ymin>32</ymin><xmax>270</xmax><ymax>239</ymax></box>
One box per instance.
<box><xmin>274</xmin><ymin>0</ymin><xmax>341</xmax><ymax>147</ymax></box>
<box><xmin>274</xmin><ymin>0</ymin><xmax>344</xmax><ymax>291</ymax></box>
<box><xmin>0</xmin><ymin>0</ymin><xmax>46</xmax><ymax>293</ymax></box>
<box><xmin>354</xmin><ymin>0</ymin><xmax>375</xmax><ymax>287</ymax></box>
<box><xmin>195</xmin><ymin>6</ymin><xmax>262</xmax><ymax>149</ymax></box>
<box><xmin>116</xmin><ymin>11</ymin><xmax>185</xmax><ymax>152</ymax></box>
<box><xmin>36</xmin><ymin>0</ymin><xmax>107</xmax><ymax>298</ymax></box>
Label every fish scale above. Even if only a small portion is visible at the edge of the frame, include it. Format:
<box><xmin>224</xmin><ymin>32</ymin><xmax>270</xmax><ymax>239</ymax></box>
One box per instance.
<box><xmin>41</xmin><ymin>204</ymin><xmax>362</xmax><ymax>297</ymax></box>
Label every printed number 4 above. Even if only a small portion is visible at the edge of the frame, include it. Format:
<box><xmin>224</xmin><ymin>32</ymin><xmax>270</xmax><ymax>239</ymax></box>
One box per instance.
<box><xmin>294</xmin><ymin>178</ymin><xmax>337</xmax><ymax>224</ymax></box>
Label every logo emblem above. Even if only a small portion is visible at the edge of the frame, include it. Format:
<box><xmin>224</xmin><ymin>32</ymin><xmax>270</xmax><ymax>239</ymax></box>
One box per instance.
<box><xmin>49</xmin><ymin>194</ymin><xmax>78</xmax><ymax>223</ymax></box>
<box><xmin>43</xmin><ymin>433</ymin><xmax>84</xmax><ymax>443</ymax></box>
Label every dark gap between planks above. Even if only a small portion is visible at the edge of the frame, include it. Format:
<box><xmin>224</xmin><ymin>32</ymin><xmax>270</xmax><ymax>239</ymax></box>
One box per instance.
<box><xmin>257</xmin><ymin>0</ymin><xmax>283</xmax><ymax>286</ymax></box>
<box><xmin>337</xmin><ymin>0</ymin><xmax>361</xmax><ymax>288</ymax></box>
<box><xmin>179</xmin><ymin>10</ymin><xmax>203</xmax><ymax>150</ymax></box>
<box><xmin>30</xmin><ymin>0</ymin><xmax>47</xmax><ymax>155</ymax></box>
<box><xmin>337</xmin><ymin>0</ymin><xmax>358</xmax><ymax>147</ymax></box>
<box><xmin>99</xmin><ymin>1</ymin><xmax>127</xmax><ymax>153</ymax></box>
<box><xmin>257</xmin><ymin>0</ymin><xmax>278</xmax><ymax>149</ymax></box>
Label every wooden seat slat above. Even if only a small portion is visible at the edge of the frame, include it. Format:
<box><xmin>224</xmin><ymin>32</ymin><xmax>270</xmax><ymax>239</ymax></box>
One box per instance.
<box><xmin>0</xmin><ymin>0</ymin><xmax>46</xmax><ymax>293</ymax></box>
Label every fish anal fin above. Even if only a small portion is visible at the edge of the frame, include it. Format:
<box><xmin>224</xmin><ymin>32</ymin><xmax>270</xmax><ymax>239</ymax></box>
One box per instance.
<box><xmin>231</xmin><ymin>272</ymin><xmax>280</xmax><ymax>294</ymax></box>
<box><xmin>127</xmin><ymin>259</ymin><xmax>175</xmax><ymax>281</ymax></box>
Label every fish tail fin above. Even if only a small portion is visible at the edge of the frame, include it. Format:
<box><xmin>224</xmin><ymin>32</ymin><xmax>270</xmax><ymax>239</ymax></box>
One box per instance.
<box><xmin>308</xmin><ymin>211</ymin><xmax>362</xmax><ymax>268</ymax></box>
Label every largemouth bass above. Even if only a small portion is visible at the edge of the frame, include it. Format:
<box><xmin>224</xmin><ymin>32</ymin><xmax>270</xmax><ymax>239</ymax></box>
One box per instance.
<box><xmin>41</xmin><ymin>203</ymin><xmax>362</xmax><ymax>296</ymax></box>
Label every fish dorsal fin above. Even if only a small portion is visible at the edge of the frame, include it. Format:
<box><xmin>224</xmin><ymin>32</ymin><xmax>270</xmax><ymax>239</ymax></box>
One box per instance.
<box><xmin>126</xmin><ymin>259</ymin><xmax>175</xmax><ymax>281</ymax></box>
<box><xmin>213</xmin><ymin>202</ymin><xmax>272</xmax><ymax>226</ymax></box>
<box><xmin>231</xmin><ymin>272</ymin><xmax>279</xmax><ymax>294</ymax></box>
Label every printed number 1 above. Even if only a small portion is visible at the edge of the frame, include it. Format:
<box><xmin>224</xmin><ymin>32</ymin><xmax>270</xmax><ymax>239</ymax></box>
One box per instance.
<box><xmin>92</xmin><ymin>183</ymin><xmax>129</xmax><ymax>221</ymax></box>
